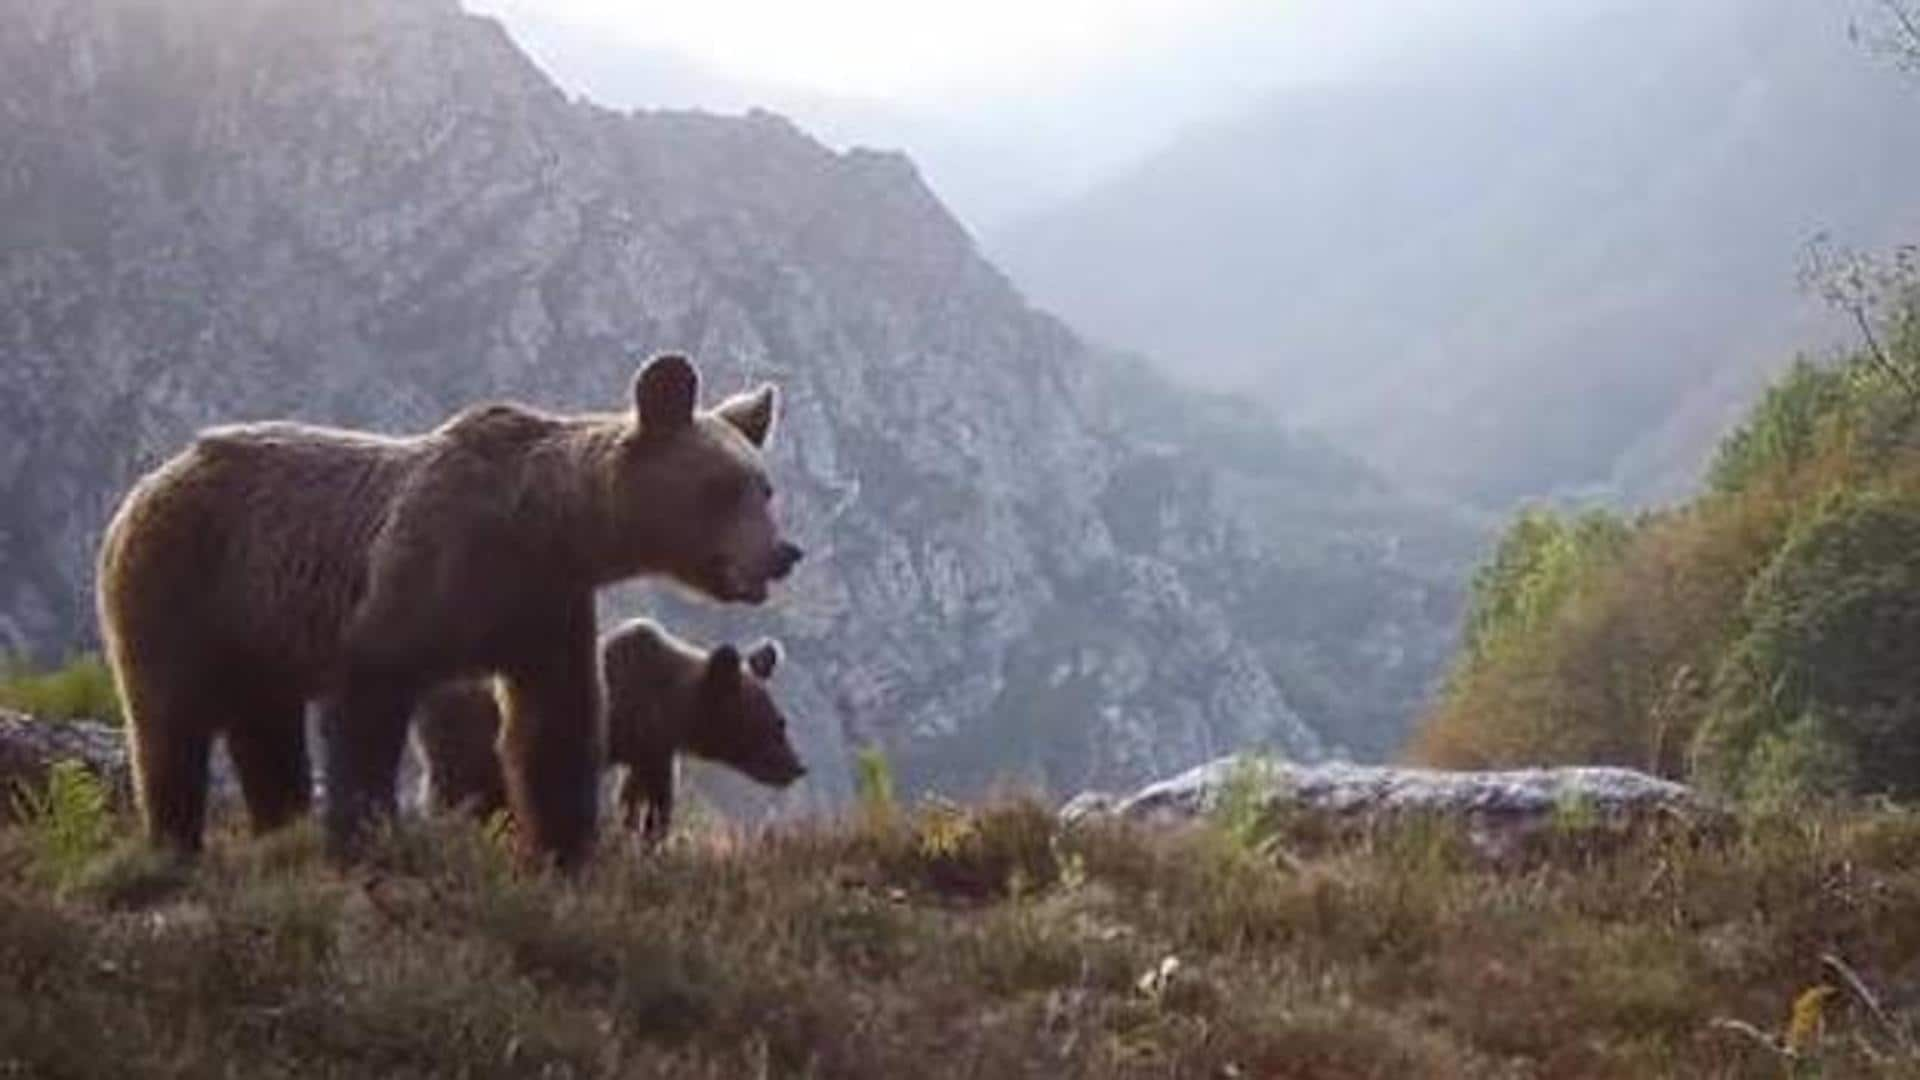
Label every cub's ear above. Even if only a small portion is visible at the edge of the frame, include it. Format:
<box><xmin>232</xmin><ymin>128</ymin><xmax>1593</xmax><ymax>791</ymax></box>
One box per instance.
<box><xmin>706</xmin><ymin>643</ymin><xmax>743</xmax><ymax>686</ymax></box>
<box><xmin>716</xmin><ymin>384</ymin><xmax>777</xmax><ymax>447</ymax></box>
<box><xmin>746</xmin><ymin>640</ymin><xmax>781</xmax><ymax>679</ymax></box>
<box><xmin>634</xmin><ymin>353</ymin><xmax>698</xmax><ymax>433</ymax></box>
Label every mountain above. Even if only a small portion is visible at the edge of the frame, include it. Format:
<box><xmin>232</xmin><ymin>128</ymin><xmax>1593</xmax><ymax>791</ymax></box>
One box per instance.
<box><xmin>456</xmin><ymin>3</ymin><xmax>1251</xmax><ymax>235</ymax></box>
<box><xmin>993</xmin><ymin>0</ymin><xmax>1920</xmax><ymax>506</ymax></box>
<box><xmin>0</xmin><ymin>0</ymin><xmax>1475</xmax><ymax>805</ymax></box>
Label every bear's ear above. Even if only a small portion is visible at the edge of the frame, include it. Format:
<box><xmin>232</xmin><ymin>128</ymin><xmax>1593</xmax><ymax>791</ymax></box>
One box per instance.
<box><xmin>633</xmin><ymin>353</ymin><xmax>698</xmax><ymax>433</ymax></box>
<box><xmin>746</xmin><ymin>640</ymin><xmax>781</xmax><ymax>679</ymax></box>
<box><xmin>705</xmin><ymin>643</ymin><xmax>743</xmax><ymax>688</ymax></box>
<box><xmin>715</xmin><ymin>384</ymin><xmax>777</xmax><ymax>447</ymax></box>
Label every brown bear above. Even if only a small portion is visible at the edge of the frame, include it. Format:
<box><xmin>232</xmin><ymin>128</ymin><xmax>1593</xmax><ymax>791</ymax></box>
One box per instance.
<box><xmin>415</xmin><ymin>618</ymin><xmax>805</xmax><ymax>845</ymax></box>
<box><xmin>95</xmin><ymin>354</ymin><xmax>801</xmax><ymax>867</ymax></box>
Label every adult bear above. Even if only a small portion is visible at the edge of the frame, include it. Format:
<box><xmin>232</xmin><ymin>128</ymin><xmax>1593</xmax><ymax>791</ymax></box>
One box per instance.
<box><xmin>96</xmin><ymin>354</ymin><xmax>801</xmax><ymax>867</ymax></box>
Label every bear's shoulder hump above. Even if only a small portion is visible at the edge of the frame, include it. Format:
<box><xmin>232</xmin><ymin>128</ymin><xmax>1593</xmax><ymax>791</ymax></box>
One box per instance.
<box><xmin>437</xmin><ymin>402</ymin><xmax>562</xmax><ymax>449</ymax></box>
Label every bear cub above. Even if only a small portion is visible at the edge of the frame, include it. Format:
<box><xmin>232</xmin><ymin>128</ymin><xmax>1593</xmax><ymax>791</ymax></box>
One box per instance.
<box><xmin>416</xmin><ymin>618</ymin><xmax>805</xmax><ymax>845</ymax></box>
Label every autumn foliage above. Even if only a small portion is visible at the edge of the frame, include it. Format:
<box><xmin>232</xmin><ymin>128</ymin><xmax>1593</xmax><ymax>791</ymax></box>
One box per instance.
<box><xmin>1411</xmin><ymin>299</ymin><xmax>1920</xmax><ymax>800</ymax></box>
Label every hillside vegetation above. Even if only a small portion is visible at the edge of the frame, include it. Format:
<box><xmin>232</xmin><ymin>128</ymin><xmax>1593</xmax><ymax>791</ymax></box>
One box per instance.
<box><xmin>5</xmin><ymin>784</ymin><xmax>1920</xmax><ymax>1076</ymax></box>
<box><xmin>1413</xmin><ymin>272</ymin><xmax>1920</xmax><ymax>802</ymax></box>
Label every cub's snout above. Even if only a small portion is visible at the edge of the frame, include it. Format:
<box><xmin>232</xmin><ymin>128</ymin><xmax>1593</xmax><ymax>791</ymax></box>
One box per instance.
<box><xmin>769</xmin><ymin>541</ymin><xmax>804</xmax><ymax>581</ymax></box>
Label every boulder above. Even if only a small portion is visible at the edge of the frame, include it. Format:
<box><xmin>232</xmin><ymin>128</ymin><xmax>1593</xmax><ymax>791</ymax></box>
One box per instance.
<box><xmin>0</xmin><ymin>707</ymin><xmax>132</xmax><ymax>816</ymax></box>
<box><xmin>0</xmin><ymin>708</ymin><xmax>256</xmax><ymax>819</ymax></box>
<box><xmin>1063</xmin><ymin>755</ymin><xmax>1724</xmax><ymax>859</ymax></box>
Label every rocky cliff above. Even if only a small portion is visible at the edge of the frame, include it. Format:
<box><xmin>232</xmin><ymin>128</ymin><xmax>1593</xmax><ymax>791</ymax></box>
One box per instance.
<box><xmin>0</xmin><ymin>0</ymin><xmax>1470</xmax><ymax>807</ymax></box>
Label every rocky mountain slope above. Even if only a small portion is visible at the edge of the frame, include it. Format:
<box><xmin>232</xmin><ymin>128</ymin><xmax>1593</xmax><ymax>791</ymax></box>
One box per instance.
<box><xmin>994</xmin><ymin>0</ymin><xmax>1920</xmax><ymax>506</ymax></box>
<box><xmin>0</xmin><ymin>0</ymin><xmax>1472</xmax><ymax>806</ymax></box>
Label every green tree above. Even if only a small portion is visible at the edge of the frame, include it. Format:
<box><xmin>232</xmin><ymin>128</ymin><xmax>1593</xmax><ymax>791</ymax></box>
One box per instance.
<box><xmin>1459</xmin><ymin>507</ymin><xmax>1629</xmax><ymax>663</ymax></box>
<box><xmin>1695</xmin><ymin>490</ymin><xmax>1920</xmax><ymax>798</ymax></box>
<box><xmin>1706</xmin><ymin>359</ymin><xmax>1850</xmax><ymax>496</ymax></box>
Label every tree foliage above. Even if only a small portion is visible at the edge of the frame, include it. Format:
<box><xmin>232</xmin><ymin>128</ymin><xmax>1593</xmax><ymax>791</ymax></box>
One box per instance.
<box><xmin>1695</xmin><ymin>491</ymin><xmax>1920</xmax><ymax>799</ymax></box>
<box><xmin>1411</xmin><ymin>287</ymin><xmax>1920</xmax><ymax>799</ymax></box>
<box><xmin>1706</xmin><ymin>360</ymin><xmax>1849</xmax><ymax>496</ymax></box>
<box><xmin>1459</xmin><ymin>508</ymin><xmax>1630</xmax><ymax>664</ymax></box>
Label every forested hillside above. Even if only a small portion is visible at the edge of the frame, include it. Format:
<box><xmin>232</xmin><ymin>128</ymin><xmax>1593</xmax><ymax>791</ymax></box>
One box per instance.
<box><xmin>1412</xmin><ymin>261</ymin><xmax>1920</xmax><ymax>800</ymax></box>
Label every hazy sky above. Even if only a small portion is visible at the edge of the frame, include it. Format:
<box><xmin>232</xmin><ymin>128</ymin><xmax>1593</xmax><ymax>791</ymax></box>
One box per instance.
<box><xmin>459</xmin><ymin>1</ymin><xmax>1597</xmax><ymax>227</ymax></box>
<box><xmin>467</xmin><ymin>0</ymin><xmax>1312</xmax><ymax>100</ymax></box>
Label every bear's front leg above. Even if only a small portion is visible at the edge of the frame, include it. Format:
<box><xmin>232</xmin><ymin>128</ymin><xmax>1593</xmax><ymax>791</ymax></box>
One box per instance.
<box><xmin>320</xmin><ymin>672</ymin><xmax>420</xmax><ymax>862</ymax></box>
<box><xmin>639</xmin><ymin>753</ymin><xmax>675</xmax><ymax>849</ymax></box>
<box><xmin>498</xmin><ymin>616</ymin><xmax>604</xmax><ymax>870</ymax></box>
<box><xmin>618</xmin><ymin>750</ymin><xmax>674</xmax><ymax>849</ymax></box>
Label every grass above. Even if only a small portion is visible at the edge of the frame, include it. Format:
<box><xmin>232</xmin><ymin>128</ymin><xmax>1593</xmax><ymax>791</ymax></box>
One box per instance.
<box><xmin>0</xmin><ymin>652</ymin><xmax>122</xmax><ymax>724</ymax></box>
<box><xmin>2</xmin><ymin>796</ymin><xmax>1919</xmax><ymax>1077</ymax></box>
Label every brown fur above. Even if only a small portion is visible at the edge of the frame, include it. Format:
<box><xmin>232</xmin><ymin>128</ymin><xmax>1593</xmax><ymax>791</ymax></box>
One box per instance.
<box><xmin>96</xmin><ymin>355</ymin><xmax>801</xmax><ymax>867</ymax></box>
<box><xmin>415</xmin><ymin>618</ymin><xmax>803</xmax><ymax>845</ymax></box>
<box><xmin>410</xmin><ymin>682</ymin><xmax>512</xmax><ymax>821</ymax></box>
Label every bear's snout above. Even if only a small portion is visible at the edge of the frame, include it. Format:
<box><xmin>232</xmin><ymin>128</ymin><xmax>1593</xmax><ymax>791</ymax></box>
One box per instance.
<box><xmin>748</xmin><ymin>751</ymin><xmax>806</xmax><ymax>787</ymax></box>
<box><xmin>769</xmin><ymin>541</ymin><xmax>804</xmax><ymax>581</ymax></box>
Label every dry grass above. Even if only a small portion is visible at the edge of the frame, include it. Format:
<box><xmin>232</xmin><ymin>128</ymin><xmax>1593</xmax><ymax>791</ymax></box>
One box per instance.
<box><xmin>3</xmin><ymin>796</ymin><xmax>1920</xmax><ymax>1077</ymax></box>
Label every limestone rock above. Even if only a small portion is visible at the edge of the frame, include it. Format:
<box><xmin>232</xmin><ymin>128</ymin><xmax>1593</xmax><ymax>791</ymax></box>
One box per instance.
<box><xmin>0</xmin><ymin>708</ymin><xmax>130</xmax><ymax>815</ymax></box>
<box><xmin>1065</xmin><ymin>755</ymin><xmax>1723</xmax><ymax>858</ymax></box>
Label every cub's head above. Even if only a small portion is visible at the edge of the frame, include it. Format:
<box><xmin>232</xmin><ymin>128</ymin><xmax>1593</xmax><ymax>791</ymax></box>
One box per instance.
<box><xmin>683</xmin><ymin>639</ymin><xmax>806</xmax><ymax>788</ymax></box>
<box><xmin>613</xmin><ymin>353</ymin><xmax>803</xmax><ymax>604</ymax></box>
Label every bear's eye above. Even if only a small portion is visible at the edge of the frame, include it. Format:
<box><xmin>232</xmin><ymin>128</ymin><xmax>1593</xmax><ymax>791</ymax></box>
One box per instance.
<box><xmin>703</xmin><ymin>475</ymin><xmax>747</xmax><ymax>512</ymax></box>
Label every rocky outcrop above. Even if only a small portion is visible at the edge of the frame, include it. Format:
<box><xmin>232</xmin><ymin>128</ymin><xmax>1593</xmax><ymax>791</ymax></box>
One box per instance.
<box><xmin>0</xmin><ymin>709</ymin><xmax>131</xmax><ymax>815</ymax></box>
<box><xmin>0</xmin><ymin>0</ymin><xmax>1468</xmax><ymax>806</ymax></box>
<box><xmin>1063</xmin><ymin>755</ymin><xmax>1721</xmax><ymax>857</ymax></box>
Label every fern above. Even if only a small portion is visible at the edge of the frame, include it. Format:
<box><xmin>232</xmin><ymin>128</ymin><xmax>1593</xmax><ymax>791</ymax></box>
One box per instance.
<box><xmin>854</xmin><ymin>745</ymin><xmax>896</xmax><ymax>825</ymax></box>
<box><xmin>12</xmin><ymin>759</ymin><xmax>117</xmax><ymax>890</ymax></box>
<box><xmin>1210</xmin><ymin>754</ymin><xmax>1282</xmax><ymax>854</ymax></box>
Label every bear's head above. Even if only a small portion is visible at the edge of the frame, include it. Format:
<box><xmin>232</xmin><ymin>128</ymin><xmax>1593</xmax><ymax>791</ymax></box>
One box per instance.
<box><xmin>683</xmin><ymin>639</ymin><xmax>806</xmax><ymax>788</ymax></box>
<box><xmin>614</xmin><ymin>353</ymin><xmax>804</xmax><ymax>604</ymax></box>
